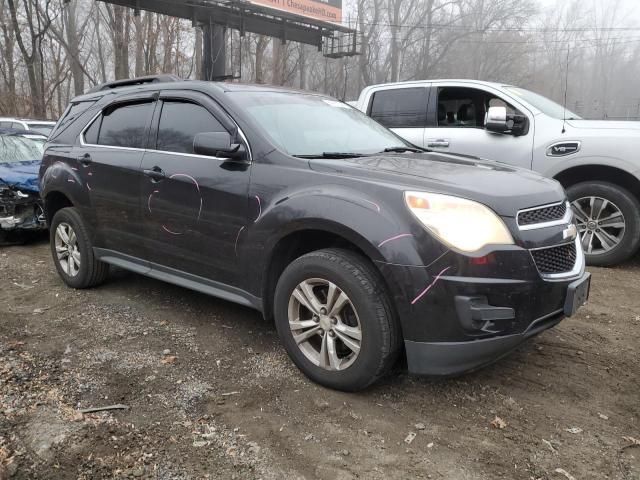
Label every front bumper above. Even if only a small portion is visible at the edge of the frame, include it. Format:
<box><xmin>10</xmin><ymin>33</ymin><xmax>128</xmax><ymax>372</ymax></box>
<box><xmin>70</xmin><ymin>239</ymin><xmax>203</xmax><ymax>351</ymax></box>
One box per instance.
<box><xmin>404</xmin><ymin>293</ymin><xmax>574</xmax><ymax>376</ymax></box>
<box><xmin>377</xmin><ymin>251</ymin><xmax>590</xmax><ymax>376</ymax></box>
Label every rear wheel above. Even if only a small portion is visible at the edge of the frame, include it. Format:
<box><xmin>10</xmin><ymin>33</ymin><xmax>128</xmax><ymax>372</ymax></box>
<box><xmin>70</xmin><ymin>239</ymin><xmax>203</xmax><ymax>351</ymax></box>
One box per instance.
<box><xmin>50</xmin><ymin>207</ymin><xmax>109</xmax><ymax>288</ymax></box>
<box><xmin>274</xmin><ymin>248</ymin><xmax>401</xmax><ymax>391</ymax></box>
<box><xmin>567</xmin><ymin>181</ymin><xmax>640</xmax><ymax>266</ymax></box>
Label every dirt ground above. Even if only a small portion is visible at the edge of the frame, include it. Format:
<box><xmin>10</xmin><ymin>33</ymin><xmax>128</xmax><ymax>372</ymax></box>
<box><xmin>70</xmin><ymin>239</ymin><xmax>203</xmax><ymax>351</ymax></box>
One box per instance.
<box><xmin>0</xmin><ymin>238</ymin><xmax>638</xmax><ymax>480</ymax></box>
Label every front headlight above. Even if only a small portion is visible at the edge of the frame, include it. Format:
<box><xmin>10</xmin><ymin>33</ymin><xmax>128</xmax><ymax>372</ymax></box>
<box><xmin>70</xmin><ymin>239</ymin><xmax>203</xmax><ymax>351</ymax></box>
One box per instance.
<box><xmin>404</xmin><ymin>191</ymin><xmax>514</xmax><ymax>253</ymax></box>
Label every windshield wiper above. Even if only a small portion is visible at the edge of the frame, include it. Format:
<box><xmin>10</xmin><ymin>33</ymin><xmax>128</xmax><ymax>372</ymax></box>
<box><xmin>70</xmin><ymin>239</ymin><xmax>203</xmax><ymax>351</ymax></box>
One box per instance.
<box><xmin>382</xmin><ymin>146</ymin><xmax>426</xmax><ymax>153</ymax></box>
<box><xmin>295</xmin><ymin>152</ymin><xmax>369</xmax><ymax>159</ymax></box>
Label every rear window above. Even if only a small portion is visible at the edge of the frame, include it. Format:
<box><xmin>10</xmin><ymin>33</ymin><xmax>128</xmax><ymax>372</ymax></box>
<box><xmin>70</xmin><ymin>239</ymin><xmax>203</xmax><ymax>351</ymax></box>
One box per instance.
<box><xmin>50</xmin><ymin>100</ymin><xmax>96</xmax><ymax>138</ymax></box>
<box><xmin>368</xmin><ymin>88</ymin><xmax>429</xmax><ymax>128</ymax></box>
<box><xmin>0</xmin><ymin>135</ymin><xmax>44</xmax><ymax>163</ymax></box>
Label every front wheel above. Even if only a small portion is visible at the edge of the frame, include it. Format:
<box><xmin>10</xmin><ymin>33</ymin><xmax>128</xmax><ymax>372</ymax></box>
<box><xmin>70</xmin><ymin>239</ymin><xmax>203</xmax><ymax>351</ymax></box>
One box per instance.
<box><xmin>567</xmin><ymin>181</ymin><xmax>640</xmax><ymax>266</ymax></box>
<box><xmin>274</xmin><ymin>248</ymin><xmax>401</xmax><ymax>391</ymax></box>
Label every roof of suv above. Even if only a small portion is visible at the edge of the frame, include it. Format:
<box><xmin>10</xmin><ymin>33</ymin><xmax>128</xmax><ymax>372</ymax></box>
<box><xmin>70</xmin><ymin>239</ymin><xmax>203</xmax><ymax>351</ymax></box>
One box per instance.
<box><xmin>72</xmin><ymin>80</ymin><xmax>327</xmax><ymax>104</ymax></box>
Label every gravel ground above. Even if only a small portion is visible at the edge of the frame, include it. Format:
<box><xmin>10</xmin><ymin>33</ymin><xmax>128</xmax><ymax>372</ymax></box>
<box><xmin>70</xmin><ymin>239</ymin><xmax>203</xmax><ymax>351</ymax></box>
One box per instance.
<box><xmin>0</xmin><ymin>238</ymin><xmax>638</xmax><ymax>480</ymax></box>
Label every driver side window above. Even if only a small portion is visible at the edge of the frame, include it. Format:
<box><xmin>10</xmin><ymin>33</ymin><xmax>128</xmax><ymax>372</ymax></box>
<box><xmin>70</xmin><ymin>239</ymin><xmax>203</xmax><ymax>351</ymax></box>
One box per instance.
<box><xmin>156</xmin><ymin>101</ymin><xmax>227</xmax><ymax>155</ymax></box>
<box><xmin>436</xmin><ymin>87</ymin><xmax>521</xmax><ymax>128</ymax></box>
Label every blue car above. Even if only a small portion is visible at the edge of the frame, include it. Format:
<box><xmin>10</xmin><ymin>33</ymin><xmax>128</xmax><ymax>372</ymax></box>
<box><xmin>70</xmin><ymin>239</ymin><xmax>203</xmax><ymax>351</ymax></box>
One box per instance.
<box><xmin>0</xmin><ymin>128</ymin><xmax>47</xmax><ymax>243</ymax></box>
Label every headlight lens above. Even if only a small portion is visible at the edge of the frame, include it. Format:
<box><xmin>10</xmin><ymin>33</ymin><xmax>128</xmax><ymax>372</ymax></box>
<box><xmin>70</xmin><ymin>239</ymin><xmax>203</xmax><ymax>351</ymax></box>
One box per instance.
<box><xmin>404</xmin><ymin>191</ymin><xmax>514</xmax><ymax>252</ymax></box>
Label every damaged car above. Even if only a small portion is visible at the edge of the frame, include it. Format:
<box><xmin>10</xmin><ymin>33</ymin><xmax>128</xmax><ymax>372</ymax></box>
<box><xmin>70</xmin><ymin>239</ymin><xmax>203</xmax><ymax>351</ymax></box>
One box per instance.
<box><xmin>0</xmin><ymin>129</ymin><xmax>46</xmax><ymax>243</ymax></box>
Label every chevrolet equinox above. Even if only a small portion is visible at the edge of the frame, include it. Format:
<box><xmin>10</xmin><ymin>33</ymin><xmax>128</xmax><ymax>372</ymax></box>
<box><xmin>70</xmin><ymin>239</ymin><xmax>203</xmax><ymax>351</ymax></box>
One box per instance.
<box><xmin>39</xmin><ymin>76</ymin><xmax>590</xmax><ymax>391</ymax></box>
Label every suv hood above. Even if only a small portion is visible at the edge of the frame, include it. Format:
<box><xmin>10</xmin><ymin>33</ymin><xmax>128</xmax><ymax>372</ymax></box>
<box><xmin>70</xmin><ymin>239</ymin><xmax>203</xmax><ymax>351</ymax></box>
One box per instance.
<box><xmin>309</xmin><ymin>152</ymin><xmax>565</xmax><ymax>217</ymax></box>
<box><xmin>567</xmin><ymin>119</ymin><xmax>640</xmax><ymax>131</ymax></box>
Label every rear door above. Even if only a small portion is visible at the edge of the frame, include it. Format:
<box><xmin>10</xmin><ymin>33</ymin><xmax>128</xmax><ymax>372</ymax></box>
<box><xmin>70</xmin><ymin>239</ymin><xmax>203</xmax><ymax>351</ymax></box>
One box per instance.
<box><xmin>424</xmin><ymin>84</ymin><xmax>534</xmax><ymax>169</ymax></box>
<box><xmin>78</xmin><ymin>92</ymin><xmax>156</xmax><ymax>263</ymax></box>
<box><xmin>140</xmin><ymin>90</ymin><xmax>251</xmax><ymax>288</ymax></box>
<box><xmin>366</xmin><ymin>85</ymin><xmax>430</xmax><ymax>146</ymax></box>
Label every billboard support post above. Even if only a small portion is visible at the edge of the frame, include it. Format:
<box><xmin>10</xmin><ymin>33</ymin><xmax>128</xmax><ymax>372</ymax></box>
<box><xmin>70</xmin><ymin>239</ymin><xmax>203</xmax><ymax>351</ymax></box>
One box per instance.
<box><xmin>202</xmin><ymin>23</ymin><xmax>227</xmax><ymax>81</ymax></box>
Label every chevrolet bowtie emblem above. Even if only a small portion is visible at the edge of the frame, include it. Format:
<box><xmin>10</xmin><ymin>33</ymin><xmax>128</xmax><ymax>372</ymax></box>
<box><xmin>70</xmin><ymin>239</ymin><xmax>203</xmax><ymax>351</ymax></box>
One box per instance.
<box><xmin>563</xmin><ymin>224</ymin><xmax>578</xmax><ymax>241</ymax></box>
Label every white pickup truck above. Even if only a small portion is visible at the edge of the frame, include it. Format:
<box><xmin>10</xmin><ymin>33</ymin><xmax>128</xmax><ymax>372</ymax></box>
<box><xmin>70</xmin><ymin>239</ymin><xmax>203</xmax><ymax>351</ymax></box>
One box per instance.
<box><xmin>352</xmin><ymin>79</ymin><xmax>640</xmax><ymax>266</ymax></box>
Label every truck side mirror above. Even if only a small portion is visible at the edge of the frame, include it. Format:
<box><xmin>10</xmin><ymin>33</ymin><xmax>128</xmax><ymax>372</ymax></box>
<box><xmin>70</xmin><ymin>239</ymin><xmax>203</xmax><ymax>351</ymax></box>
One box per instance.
<box><xmin>485</xmin><ymin>106</ymin><xmax>529</xmax><ymax>136</ymax></box>
<box><xmin>485</xmin><ymin>106</ymin><xmax>509</xmax><ymax>134</ymax></box>
<box><xmin>193</xmin><ymin>132</ymin><xmax>247</xmax><ymax>160</ymax></box>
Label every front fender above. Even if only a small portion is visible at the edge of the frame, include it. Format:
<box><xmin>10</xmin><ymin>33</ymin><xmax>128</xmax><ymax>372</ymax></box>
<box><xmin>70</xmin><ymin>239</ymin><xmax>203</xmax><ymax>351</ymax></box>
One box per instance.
<box><xmin>242</xmin><ymin>183</ymin><xmax>449</xmax><ymax>298</ymax></box>
<box><xmin>542</xmin><ymin>155</ymin><xmax>640</xmax><ymax>180</ymax></box>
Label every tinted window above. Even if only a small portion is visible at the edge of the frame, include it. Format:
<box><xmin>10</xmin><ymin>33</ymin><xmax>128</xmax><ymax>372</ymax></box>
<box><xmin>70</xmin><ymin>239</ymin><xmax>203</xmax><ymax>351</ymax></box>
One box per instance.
<box><xmin>437</xmin><ymin>87</ymin><xmax>523</xmax><ymax>128</ymax></box>
<box><xmin>84</xmin><ymin>115</ymin><xmax>101</xmax><ymax>144</ymax></box>
<box><xmin>369</xmin><ymin>88</ymin><xmax>429</xmax><ymax>128</ymax></box>
<box><xmin>156</xmin><ymin>101</ymin><xmax>225</xmax><ymax>154</ymax></box>
<box><xmin>98</xmin><ymin>102</ymin><xmax>153</xmax><ymax>148</ymax></box>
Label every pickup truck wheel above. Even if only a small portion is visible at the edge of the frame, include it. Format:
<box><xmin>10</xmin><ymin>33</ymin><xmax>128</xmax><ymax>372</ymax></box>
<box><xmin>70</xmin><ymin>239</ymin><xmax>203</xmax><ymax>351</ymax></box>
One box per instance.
<box><xmin>567</xmin><ymin>181</ymin><xmax>640</xmax><ymax>266</ymax></box>
<box><xmin>50</xmin><ymin>207</ymin><xmax>109</xmax><ymax>288</ymax></box>
<box><xmin>274</xmin><ymin>248</ymin><xmax>400</xmax><ymax>391</ymax></box>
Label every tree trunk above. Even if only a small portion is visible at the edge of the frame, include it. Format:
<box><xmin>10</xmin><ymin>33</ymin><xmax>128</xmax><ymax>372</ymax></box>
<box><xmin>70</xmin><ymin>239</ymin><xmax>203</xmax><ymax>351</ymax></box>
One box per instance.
<box><xmin>63</xmin><ymin>0</ymin><xmax>84</xmax><ymax>95</ymax></box>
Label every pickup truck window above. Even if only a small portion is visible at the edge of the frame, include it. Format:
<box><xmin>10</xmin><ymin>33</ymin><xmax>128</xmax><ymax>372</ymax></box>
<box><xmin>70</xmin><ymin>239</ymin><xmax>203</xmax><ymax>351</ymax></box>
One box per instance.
<box><xmin>368</xmin><ymin>88</ymin><xmax>429</xmax><ymax>128</ymax></box>
<box><xmin>503</xmin><ymin>86</ymin><xmax>581</xmax><ymax>120</ymax></box>
<box><xmin>232</xmin><ymin>92</ymin><xmax>409</xmax><ymax>156</ymax></box>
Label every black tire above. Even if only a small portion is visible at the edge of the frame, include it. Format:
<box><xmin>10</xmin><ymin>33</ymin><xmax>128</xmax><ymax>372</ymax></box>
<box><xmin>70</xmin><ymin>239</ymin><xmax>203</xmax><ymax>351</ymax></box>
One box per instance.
<box><xmin>274</xmin><ymin>248</ymin><xmax>401</xmax><ymax>391</ymax></box>
<box><xmin>567</xmin><ymin>181</ymin><xmax>640</xmax><ymax>266</ymax></box>
<box><xmin>50</xmin><ymin>207</ymin><xmax>109</xmax><ymax>288</ymax></box>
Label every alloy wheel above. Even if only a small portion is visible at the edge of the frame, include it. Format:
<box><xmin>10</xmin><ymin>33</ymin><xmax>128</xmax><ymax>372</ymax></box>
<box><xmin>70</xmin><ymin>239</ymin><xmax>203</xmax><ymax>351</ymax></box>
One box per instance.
<box><xmin>571</xmin><ymin>196</ymin><xmax>626</xmax><ymax>255</ymax></box>
<box><xmin>55</xmin><ymin>222</ymin><xmax>81</xmax><ymax>277</ymax></box>
<box><xmin>287</xmin><ymin>278</ymin><xmax>362</xmax><ymax>371</ymax></box>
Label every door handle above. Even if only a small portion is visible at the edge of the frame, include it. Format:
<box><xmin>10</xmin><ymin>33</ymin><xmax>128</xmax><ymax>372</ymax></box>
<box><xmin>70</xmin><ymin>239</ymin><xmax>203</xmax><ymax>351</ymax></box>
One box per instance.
<box><xmin>77</xmin><ymin>154</ymin><xmax>92</xmax><ymax>166</ymax></box>
<box><xmin>427</xmin><ymin>139</ymin><xmax>450</xmax><ymax>148</ymax></box>
<box><xmin>144</xmin><ymin>166</ymin><xmax>166</xmax><ymax>182</ymax></box>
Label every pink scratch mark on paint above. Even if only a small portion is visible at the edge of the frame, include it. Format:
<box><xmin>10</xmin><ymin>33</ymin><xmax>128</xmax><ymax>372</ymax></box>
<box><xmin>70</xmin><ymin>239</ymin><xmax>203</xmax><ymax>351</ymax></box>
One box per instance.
<box><xmin>162</xmin><ymin>225</ymin><xmax>183</xmax><ymax>236</ymax></box>
<box><xmin>147</xmin><ymin>190</ymin><xmax>159</xmax><ymax>213</ymax></box>
<box><xmin>378</xmin><ymin>233</ymin><xmax>412</xmax><ymax>248</ymax></box>
<box><xmin>362</xmin><ymin>199</ymin><xmax>381</xmax><ymax>213</ymax></box>
<box><xmin>88</xmin><ymin>172</ymin><xmax>93</xmax><ymax>176</ymax></box>
<box><xmin>67</xmin><ymin>178</ymin><xmax>75</xmax><ymax>183</ymax></box>
<box><xmin>86</xmin><ymin>183</ymin><xmax>91</xmax><ymax>191</ymax></box>
<box><xmin>234</xmin><ymin>226</ymin><xmax>246</xmax><ymax>257</ymax></box>
<box><xmin>254</xmin><ymin>195</ymin><xmax>262</xmax><ymax>223</ymax></box>
<box><xmin>170</xmin><ymin>173</ymin><xmax>203</xmax><ymax>220</ymax></box>
<box><xmin>410</xmin><ymin>266</ymin><xmax>451</xmax><ymax>305</ymax></box>
<box><xmin>71</xmin><ymin>167</ymin><xmax>79</xmax><ymax>171</ymax></box>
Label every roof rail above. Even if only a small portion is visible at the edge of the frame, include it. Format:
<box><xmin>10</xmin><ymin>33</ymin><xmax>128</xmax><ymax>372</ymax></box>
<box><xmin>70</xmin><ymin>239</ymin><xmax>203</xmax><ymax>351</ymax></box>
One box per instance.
<box><xmin>87</xmin><ymin>74</ymin><xmax>183</xmax><ymax>93</ymax></box>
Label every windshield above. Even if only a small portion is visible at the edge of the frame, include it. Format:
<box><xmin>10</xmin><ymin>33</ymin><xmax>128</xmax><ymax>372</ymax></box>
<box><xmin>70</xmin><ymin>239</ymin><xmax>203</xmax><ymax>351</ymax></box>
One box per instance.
<box><xmin>230</xmin><ymin>92</ymin><xmax>412</xmax><ymax>156</ymax></box>
<box><xmin>26</xmin><ymin>123</ymin><xmax>54</xmax><ymax>136</ymax></box>
<box><xmin>504</xmin><ymin>86</ymin><xmax>582</xmax><ymax>120</ymax></box>
<box><xmin>0</xmin><ymin>135</ymin><xmax>44</xmax><ymax>163</ymax></box>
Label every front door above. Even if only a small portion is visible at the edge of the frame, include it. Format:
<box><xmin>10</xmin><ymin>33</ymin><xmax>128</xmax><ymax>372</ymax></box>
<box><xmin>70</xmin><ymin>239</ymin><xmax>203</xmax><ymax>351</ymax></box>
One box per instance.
<box><xmin>140</xmin><ymin>91</ymin><xmax>251</xmax><ymax>288</ymax></box>
<box><xmin>78</xmin><ymin>93</ymin><xmax>156</xmax><ymax>260</ymax></box>
<box><xmin>424</xmin><ymin>85</ymin><xmax>534</xmax><ymax>170</ymax></box>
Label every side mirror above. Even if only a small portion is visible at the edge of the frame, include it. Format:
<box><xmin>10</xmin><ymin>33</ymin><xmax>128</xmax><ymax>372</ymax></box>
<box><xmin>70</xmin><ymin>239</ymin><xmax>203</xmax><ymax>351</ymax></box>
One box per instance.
<box><xmin>485</xmin><ymin>106</ymin><xmax>509</xmax><ymax>134</ymax></box>
<box><xmin>193</xmin><ymin>131</ymin><xmax>247</xmax><ymax>160</ymax></box>
<box><xmin>485</xmin><ymin>106</ymin><xmax>529</xmax><ymax>136</ymax></box>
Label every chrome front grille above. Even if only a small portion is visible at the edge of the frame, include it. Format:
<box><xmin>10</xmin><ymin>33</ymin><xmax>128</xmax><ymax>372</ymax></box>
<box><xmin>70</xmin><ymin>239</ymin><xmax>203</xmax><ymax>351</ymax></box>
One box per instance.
<box><xmin>517</xmin><ymin>201</ymin><xmax>568</xmax><ymax>228</ymax></box>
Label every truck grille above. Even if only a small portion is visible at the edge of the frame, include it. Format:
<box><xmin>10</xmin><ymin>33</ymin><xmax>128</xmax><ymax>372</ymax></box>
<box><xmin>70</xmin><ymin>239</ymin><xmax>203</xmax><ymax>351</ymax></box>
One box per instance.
<box><xmin>518</xmin><ymin>202</ymin><xmax>567</xmax><ymax>227</ymax></box>
<box><xmin>531</xmin><ymin>242</ymin><xmax>577</xmax><ymax>275</ymax></box>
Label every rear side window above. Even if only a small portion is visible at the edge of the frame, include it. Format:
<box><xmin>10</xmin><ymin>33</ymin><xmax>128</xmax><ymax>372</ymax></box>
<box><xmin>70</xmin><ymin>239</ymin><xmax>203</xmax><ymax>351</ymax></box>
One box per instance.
<box><xmin>51</xmin><ymin>101</ymin><xmax>96</xmax><ymax>137</ymax></box>
<box><xmin>368</xmin><ymin>88</ymin><xmax>429</xmax><ymax>128</ymax></box>
<box><xmin>98</xmin><ymin>102</ymin><xmax>153</xmax><ymax>149</ymax></box>
<box><xmin>156</xmin><ymin>101</ymin><xmax>226</xmax><ymax>154</ymax></box>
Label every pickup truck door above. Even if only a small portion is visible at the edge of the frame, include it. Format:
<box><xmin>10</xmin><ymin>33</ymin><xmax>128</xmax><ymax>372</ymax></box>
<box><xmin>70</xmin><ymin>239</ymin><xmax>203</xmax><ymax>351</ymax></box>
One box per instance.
<box><xmin>423</xmin><ymin>84</ymin><xmax>534</xmax><ymax>170</ymax></box>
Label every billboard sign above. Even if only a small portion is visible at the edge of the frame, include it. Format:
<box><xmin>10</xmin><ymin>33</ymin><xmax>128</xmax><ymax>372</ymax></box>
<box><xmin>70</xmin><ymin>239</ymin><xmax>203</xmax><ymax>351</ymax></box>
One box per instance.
<box><xmin>248</xmin><ymin>0</ymin><xmax>342</xmax><ymax>25</ymax></box>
